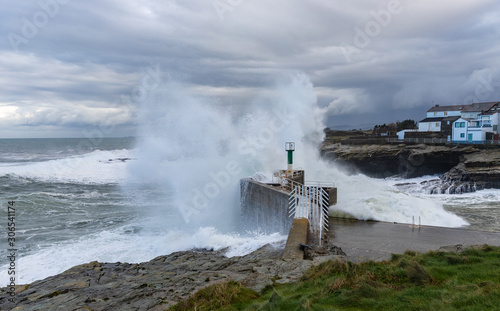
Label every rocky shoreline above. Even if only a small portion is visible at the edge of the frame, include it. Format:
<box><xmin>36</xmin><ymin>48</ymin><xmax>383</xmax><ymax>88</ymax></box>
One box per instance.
<box><xmin>1</xmin><ymin>244</ymin><xmax>346</xmax><ymax>311</ymax></box>
<box><xmin>320</xmin><ymin>141</ymin><xmax>500</xmax><ymax>193</ymax></box>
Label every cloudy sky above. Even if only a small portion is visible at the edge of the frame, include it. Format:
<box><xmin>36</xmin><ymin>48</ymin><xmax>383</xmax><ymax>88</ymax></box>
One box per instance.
<box><xmin>1</xmin><ymin>0</ymin><xmax>500</xmax><ymax>138</ymax></box>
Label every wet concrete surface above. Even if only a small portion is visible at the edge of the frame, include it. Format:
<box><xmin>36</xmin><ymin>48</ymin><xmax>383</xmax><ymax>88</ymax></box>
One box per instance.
<box><xmin>329</xmin><ymin>218</ymin><xmax>500</xmax><ymax>262</ymax></box>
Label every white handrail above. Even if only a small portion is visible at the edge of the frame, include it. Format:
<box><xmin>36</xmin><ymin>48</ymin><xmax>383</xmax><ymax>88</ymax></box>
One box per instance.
<box><xmin>288</xmin><ymin>183</ymin><xmax>329</xmax><ymax>247</ymax></box>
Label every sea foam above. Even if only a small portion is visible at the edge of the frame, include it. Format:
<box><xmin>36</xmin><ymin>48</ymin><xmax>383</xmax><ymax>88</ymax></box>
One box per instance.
<box><xmin>0</xmin><ymin>149</ymin><xmax>131</xmax><ymax>184</ymax></box>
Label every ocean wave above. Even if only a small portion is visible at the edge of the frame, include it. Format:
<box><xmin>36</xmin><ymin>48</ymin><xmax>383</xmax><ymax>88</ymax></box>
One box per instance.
<box><xmin>0</xmin><ymin>149</ymin><xmax>132</xmax><ymax>184</ymax></box>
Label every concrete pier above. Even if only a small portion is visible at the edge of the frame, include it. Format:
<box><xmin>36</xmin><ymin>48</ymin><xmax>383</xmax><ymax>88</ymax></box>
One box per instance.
<box><xmin>241</xmin><ymin>171</ymin><xmax>338</xmax><ymax>260</ymax></box>
<box><xmin>281</xmin><ymin>218</ymin><xmax>309</xmax><ymax>260</ymax></box>
<box><xmin>329</xmin><ymin>218</ymin><xmax>500</xmax><ymax>262</ymax></box>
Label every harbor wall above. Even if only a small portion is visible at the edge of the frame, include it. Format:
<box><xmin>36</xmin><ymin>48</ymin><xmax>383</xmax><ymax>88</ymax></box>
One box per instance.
<box><xmin>240</xmin><ymin>178</ymin><xmax>292</xmax><ymax>234</ymax></box>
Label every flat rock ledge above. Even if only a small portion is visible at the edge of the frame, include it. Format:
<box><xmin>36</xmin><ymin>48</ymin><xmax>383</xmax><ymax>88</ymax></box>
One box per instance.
<box><xmin>1</xmin><ymin>244</ymin><xmax>345</xmax><ymax>311</ymax></box>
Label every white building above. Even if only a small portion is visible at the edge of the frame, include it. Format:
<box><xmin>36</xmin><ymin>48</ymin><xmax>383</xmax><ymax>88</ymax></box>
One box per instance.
<box><xmin>416</xmin><ymin>102</ymin><xmax>500</xmax><ymax>143</ymax></box>
<box><xmin>417</xmin><ymin>105</ymin><xmax>464</xmax><ymax>134</ymax></box>
<box><xmin>426</xmin><ymin>105</ymin><xmax>464</xmax><ymax>118</ymax></box>
<box><xmin>478</xmin><ymin>111</ymin><xmax>500</xmax><ymax>132</ymax></box>
<box><xmin>452</xmin><ymin>118</ymin><xmax>469</xmax><ymax>142</ymax></box>
<box><xmin>418</xmin><ymin>117</ymin><xmax>442</xmax><ymax>132</ymax></box>
<box><xmin>452</xmin><ymin>112</ymin><xmax>500</xmax><ymax>143</ymax></box>
<box><xmin>397</xmin><ymin>129</ymin><xmax>418</xmax><ymax>140</ymax></box>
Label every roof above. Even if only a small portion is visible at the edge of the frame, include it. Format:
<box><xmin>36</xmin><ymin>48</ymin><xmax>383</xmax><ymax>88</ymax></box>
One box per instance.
<box><xmin>479</xmin><ymin>110</ymin><xmax>500</xmax><ymax>116</ymax></box>
<box><xmin>426</xmin><ymin>105</ymin><xmax>465</xmax><ymax>112</ymax></box>
<box><xmin>461</xmin><ymin>102</ymin><xmax>500</xmax><ymax>113</ymax></box>
<box><xmin>419</xmin><ymin>117</ymin><xmax>445</xmax><ymax>123</ymax></box>
<box><xmin>442</xmin><ymin>116</ymin><xmax>460</xmax><ymax>121</ymax></box>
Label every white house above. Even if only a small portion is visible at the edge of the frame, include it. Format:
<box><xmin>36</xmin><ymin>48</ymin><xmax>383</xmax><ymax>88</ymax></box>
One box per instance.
<box><xmin>426</xmin><ymin>105</ymin><xmax>464</xmax><ymax>118</ymax></box>
<box><xmin>452</xmin><ymin>118</ymin><xmax>486</xmax><ymax>143</ymax></box>
<box><xmin>418</xmin><ymin>105</ymin><xmax>464</xmax><ymax>134</ymax></box>
<box><xmin>478</xmin><ymin>111</ymin><xmax>500</xmax><ymax>132</ymax></box>
<box><xmin>452</xmin><ymin>118</ymin><xmax>469</xmax><ymax>142</ymax></box>
<box><xmin>418</xmin><ymin>117</ymin><xmax>442</xmax><ymax>132</ymax></box>
<box><xmin>450</xmin><ymin>102</ymin><xmax>500</xmax><ymax>143</ymax></box>
<box><xmin>452</xmin><ymin>115</ymin><xmax>499</xmax><ymax>143</ymax></box>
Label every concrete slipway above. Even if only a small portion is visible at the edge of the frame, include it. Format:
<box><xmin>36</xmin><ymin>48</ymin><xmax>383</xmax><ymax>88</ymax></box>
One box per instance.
<box><xmin>329</xmin><ymin>218</ymin><xmax>500</xmax><ymax>262</ymax></box>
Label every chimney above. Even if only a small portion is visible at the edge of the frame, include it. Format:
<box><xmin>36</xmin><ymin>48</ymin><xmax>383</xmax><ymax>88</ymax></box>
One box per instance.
<box><xmin>435</xmin><ymin>104</ymin><xmax>439</xmax><ymax>107</ymax></box>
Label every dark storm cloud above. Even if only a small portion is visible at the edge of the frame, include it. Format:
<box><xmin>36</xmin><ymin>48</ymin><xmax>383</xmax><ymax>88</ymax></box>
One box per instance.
<box><xmin>1</xmin><ymin>0</ymin><xmax>500</xmax><ymax>137</ymax></box>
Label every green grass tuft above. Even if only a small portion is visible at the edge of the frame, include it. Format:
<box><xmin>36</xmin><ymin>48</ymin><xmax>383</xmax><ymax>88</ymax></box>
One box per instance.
<box><xmin>169</xmin><ymin>280</ymin><xmax>259</xmax><ymax>311</ymax></box>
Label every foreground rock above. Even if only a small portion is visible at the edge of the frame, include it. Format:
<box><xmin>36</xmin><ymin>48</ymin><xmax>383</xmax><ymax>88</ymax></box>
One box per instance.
<box><xmin>1</xmin><ymin>244</ymin><xmax>345</xmax><ymax>311</ymax></box>
<box><xmin>321</xmin><ymin>141</ymin><xmax>500</xmax><ymax>193</ymax></box>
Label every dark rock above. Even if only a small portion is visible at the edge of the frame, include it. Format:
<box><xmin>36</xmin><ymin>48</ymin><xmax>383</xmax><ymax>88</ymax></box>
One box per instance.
<box><xmin>100</xmin><ymin>158</ymin><xmax>136</xmax><ymax>163</ymax></box>
<box><xmin>441</xmin><ymin>150</ymin><xmax>500</xmax><ymax>191</ymax></box>
<box><xmin>321</xmin><ymin>143</ymin><xmax>464</xmax><ymax>178</ymax></box>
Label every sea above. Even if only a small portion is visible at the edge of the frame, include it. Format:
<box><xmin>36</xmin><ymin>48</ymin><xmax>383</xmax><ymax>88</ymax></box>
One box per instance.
<box><xmin>1</xmin><ymin>74</ymin><xmax>500</xmax><ymax>287</ymax></box>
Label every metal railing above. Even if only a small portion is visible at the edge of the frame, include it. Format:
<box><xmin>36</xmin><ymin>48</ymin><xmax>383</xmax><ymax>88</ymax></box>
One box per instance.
<box><xmin>387</xmin><ymin>138</ymin><xmax>500</xmax><ymax>145</ymax></box>
<box><xmin>387</xmin><ymin>137</ymin><xmax>449</xmax><ymax>144</ymax></box>
<box><xmin>306</xmin><ymin>181</ymin><xmax>336</xmax><ymax>188</ymax></box>
<box><xmin>272</xmin><ymin>170</ymin><xmax>303</xmax><ymax>192</ymax></box>
<box><xmin>273</xmin><ymin>171</ymin><xmax>331</xmax><ymax>246</ymax></box>
<box><xmin>288</xmin><ymin>184</ymin><xmax>329</xmax><ymax>247</ymax></box>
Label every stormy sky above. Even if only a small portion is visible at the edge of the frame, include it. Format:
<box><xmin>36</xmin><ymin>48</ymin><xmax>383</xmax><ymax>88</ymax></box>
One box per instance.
<box><xmin>1</xmin><ymin>0</ymin><xmax>500</xmax><ymax>138</ymax></box>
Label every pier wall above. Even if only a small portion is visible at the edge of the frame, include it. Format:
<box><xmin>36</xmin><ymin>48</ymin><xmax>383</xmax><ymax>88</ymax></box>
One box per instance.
<box><xmin>240</xmin><ymin>178</ymin><xmax>292</xmax><ymax>234</ymax></box>
<box><xmin>325</xmin><ymin>187</ymin><xmax>337</xmax><ymax>206</ymax></box>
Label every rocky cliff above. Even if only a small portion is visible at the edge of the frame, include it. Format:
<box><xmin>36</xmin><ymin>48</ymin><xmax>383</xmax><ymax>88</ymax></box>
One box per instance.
<box><xmin>320</xmin><ymin>141</ymin><xmax>500</xmax><ymax>193</ymax></box>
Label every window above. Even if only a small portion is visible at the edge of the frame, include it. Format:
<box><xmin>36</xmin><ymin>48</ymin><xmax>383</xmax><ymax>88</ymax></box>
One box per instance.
<box><xmin>435</xmin><ymin>123</ymin><xmax>440</xmax><ymax>127</ymax></box>
<box><xmin>444</xmin><ymin>112</ymin><xmax>448</xmax><ymax>116</ymax></box>
<box><xmin>460</xmin><ymin>133</ymin><xmax>465</xmax><ymax>138</ymax></box>
<box><xmin>447</xmin><ymin>121</ymin><xmax>450</xmax><ymax>125</ymax></box>
<box><xmin>434</xmin><ymin>112</ymin><xmax>437</xmax><ymax>116</ymax></box>
<box><xmin>454</xmin><ymin>122</ymin><xmax>466</xmax><ymax>128</ymax></box>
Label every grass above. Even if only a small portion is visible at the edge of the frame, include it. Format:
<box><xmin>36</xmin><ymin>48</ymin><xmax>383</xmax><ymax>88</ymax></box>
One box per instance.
<box><xmin>169</xmin><ymin>280</ymin><xmax>259</xmax><ymax>311</ymax></box>
<box><xmin>169</xmin><ymin>245</ymin><xmax>500</xmax><ymax>311</ymax></box>
<box><xmin>323</xmin><ymin>129</ymin><xmax>371</xmax><ymax>144</ymax></box>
